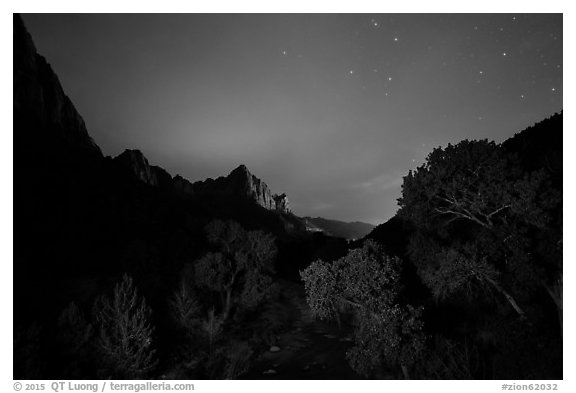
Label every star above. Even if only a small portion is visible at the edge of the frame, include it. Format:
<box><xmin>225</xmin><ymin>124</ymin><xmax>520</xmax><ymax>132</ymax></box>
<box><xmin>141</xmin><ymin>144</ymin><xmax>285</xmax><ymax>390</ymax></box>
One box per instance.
<box><xmin>349</xmin><ymin>70</ymin><xmax>355</xmax><ymax>75</ymax></box>
<box><xmin>520</xmin><ymin>94</ymin><xmax>525</xmax><ymax>99</ymax></box>
<box><xmin>479</xmin><ymin>70</ymin><xmax>484</xmax><ymax>75</ymax></box>
<box><xmin>502</xmin><ymin>52</ymin><xmax>507</xmax><ymax>57</ymax></box>
<box><xmin>281</xmin><ymin>50</ymin><xmax>287</xmax><ymax>56</ymax></box>
<box><xmin>388</xmin><ymin>77</ymin><xmax>392</xmax><ymax>81</ymax></box>
<box><xmin>393</xmin><ymin>37</ymin><xmax>399</xmax><ymax>42</ymax></box>
<box><xmin>551</xmin><ymin>87</ymin><xmax>556</xmax><ymax>92</ymax></box>
<box><xmin>512</xmin><ymin>16</ymin><xmax>517</xmax><ymax>21</ymax></box>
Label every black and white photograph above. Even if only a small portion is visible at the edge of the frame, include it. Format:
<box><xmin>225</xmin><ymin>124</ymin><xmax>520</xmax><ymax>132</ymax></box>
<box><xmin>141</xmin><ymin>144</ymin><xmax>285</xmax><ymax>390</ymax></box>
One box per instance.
<box><xmin>9</xmin><ymin>3</ymin><xmax>568</xmax><ymax>386</ymax></box>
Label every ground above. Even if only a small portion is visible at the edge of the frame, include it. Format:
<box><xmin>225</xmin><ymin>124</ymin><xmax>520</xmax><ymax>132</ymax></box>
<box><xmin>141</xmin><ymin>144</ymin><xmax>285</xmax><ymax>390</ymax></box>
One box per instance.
<box><xmin>242</xmin><ymin>280</ymin><xmax>361</xmax><ymax>380</ymax></box>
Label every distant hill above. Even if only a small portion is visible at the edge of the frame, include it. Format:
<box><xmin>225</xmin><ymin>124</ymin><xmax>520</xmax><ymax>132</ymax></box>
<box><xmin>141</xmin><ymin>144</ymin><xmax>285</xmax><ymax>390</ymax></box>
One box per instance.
<box><xmin>303</xmin><ymin>217</ymin><xmax>375</xmax><ymax>240</ymax></box>
<box><xmin>502</xmin><ymin>112</ymin><xmax>562</xmax><ymax>188</ymax></box>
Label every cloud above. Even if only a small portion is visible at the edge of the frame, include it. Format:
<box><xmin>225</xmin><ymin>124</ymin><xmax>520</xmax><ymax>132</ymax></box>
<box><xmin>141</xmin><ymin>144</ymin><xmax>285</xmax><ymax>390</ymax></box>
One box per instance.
<box><xmin>310</xmin><ymin>202</ymin><xmax>334</xmax><ymax>211</ymax></box>
<box><xmin>352</xmin><ymin>173</ymin><xmax>404</xmax><ymax>192</ymax></box>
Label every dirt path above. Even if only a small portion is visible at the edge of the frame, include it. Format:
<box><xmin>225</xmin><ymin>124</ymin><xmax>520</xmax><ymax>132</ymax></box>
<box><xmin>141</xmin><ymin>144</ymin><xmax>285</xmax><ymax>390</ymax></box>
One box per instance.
<box><xmin>242</xmin><ymin>281</ymin><xmax>360</xmax><ymax>380</ymax></box>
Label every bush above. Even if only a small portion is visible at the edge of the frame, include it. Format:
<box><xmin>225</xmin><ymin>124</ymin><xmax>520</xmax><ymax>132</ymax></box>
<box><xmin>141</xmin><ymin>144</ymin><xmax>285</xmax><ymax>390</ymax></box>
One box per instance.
<box><xmin>301</xmin><ymin>240</ymin><xmax>426</xmax><ymax>378</ymax></box>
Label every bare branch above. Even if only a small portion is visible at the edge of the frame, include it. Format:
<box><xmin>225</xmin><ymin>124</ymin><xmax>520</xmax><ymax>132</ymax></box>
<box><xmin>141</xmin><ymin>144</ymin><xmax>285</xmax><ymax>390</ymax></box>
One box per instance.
<box><xmin>486</xmin><ymin>204</ymin><xmax>511</xmax><ymax>219</ymax></box>
<box><xmin>434</xmin><ymin>208</ymin><xmax>489</xmax><ymax>228</ymax></box>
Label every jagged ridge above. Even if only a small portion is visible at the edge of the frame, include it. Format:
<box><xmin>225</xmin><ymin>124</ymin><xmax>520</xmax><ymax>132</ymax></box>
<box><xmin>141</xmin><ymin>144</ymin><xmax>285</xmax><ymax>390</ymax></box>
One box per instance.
<box><xmin>113</xmin><ymin>150</ymin><xmax>291</xmax><ymax>213</ymax></box>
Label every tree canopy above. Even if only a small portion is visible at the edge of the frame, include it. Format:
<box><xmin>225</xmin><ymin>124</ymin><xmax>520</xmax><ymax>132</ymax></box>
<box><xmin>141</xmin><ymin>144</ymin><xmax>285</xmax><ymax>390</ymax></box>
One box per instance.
<box><xmin>195</xmin><ymin>220</ymin><xmax>277</xmax><ymax>320</ymax></box>
<box><xmin>398</xmin><ymin>140</ymin><xmax>554</xmax><ymax>232</ymax></box>
<box><xmin>301</xmin><ymin>240</ymin><xmax>425</xmax><ymax>378</ymax></box>
<box><xmin>398</xmin><ymin>139</ymin><xmax>561</xmax><ymax>319</ymax></box>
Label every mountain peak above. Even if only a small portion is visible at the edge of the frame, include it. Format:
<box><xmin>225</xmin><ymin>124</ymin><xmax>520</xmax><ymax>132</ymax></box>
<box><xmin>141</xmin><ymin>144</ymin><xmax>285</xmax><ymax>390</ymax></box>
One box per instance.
<box><xmin>14</xmin><ymin>14</ymin><xmax>102</xmax><ymax>157</ymax></box>
<box><xmin>223</xmin><ymin>165</ymin><xmax>290</xmax><ymax>213</ymax></box>
<box><xmin>113</xmin><ymin>149</ymin><xmax>172</xmax><ymax>187</ymax></box>
<box><xmin>229</xmin><ymin>164</ymin><xmax>251</xmax><ymax>178</ymax></box>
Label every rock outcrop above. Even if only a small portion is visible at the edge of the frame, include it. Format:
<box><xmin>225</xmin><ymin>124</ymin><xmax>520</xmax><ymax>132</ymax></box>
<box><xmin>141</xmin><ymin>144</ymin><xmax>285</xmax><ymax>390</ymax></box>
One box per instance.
<box><xmin>172</xmin><ymin>174</ymin><xmax>196</xmax><ymax>195</ymax></box>
<box><xmin>187</xmin><ymin>165</ymin><xmax>291</xmax><ymax>213</ymax></box>
<box><xmin>113</xmin><ymin>149</ymin><xmax>172</xmax><ymax>187</ymax></box>
<box><xmin>112</xmin><ymin>151</ymin><xmax>292</xmax><ymax>214</ymax></box>
<box><xmin>14</xmin><ymin>12</ymin><xmax>291</xmax><ymax>216</ymax></box>
<box><xmin>13</xmin><ymin>14</ymin><xmax>102</xmax><ymax>158</ymax></box>
<box><xmin>273</xmin><ymin>193</ymin><xmax>290</xmax><ymax>212</ymax></box>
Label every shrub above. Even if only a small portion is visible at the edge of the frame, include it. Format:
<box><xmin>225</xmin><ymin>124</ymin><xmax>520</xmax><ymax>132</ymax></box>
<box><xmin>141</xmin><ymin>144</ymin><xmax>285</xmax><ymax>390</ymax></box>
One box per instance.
<box><xmin>301</xmin><ymin>240</ymin><xmax>425</xmax><ymax>378</ymax></box>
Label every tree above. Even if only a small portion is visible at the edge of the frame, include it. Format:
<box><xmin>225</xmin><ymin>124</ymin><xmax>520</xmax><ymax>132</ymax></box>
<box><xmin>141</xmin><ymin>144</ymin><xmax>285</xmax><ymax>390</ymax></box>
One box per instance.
<box><xmin>194</xmin><ymin>220</ymin><xmax>277</xmax><ymax>321</ymax></box>
<box><xmin>398</xmin><ymin>140</ymin><xmax>560</xmax><ymax>319</ymax></box>
<box><xmin>301</xmin><ymin>240</ymin><xmax>425</xmax><ymax>378</ymax></box>
<box><xmin>56</xmin><ymin>302</ymin><xmax>94</xmax><ymax>377</ymax></box>
<box><xmin>170</xmin><ymin>280</ymin><xmax>201</xmax><ymax>337</ymax></box>
<box><xmin>399</xmin><ymin>140</ymin><xmax>552</xmax><ymax>231</ymax></box>
<box><xmin>93</xmin><ymin>274</ymin><xmax>157</xmax><ymax>378</ymax></box>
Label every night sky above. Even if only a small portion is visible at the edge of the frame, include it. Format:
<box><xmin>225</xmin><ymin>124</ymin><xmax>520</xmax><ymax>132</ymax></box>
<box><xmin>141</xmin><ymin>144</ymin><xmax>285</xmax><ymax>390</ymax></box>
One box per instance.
<box><xmin>22</xmin><ymin>14</ymin><xmax>563</xmax><ymax>225</ymax></box>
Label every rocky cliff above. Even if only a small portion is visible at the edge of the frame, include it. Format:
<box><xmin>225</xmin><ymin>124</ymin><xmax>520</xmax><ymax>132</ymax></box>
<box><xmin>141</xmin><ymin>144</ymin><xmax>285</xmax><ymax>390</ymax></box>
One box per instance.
<box><xmin>113</xmin><ymin>149</ymin><xmax>172</xmax><ymax>188</ymax></box>
<box><xmin>113</xmin><ymin>149</ymin><xmax>291</xmax><ymax>214</ymax></box>
<box><xmin>14</xmin><ymin>12</ymin><xmax>291</xmax><ymax>218</ymax></box>
<box><xmin>192</xmin><ymin>164</ymin><xmax>291</xmax><ymax>213</ymax></box>
<box><xmin>14</xmin><ymin>14</ymin><xmax>102</xmax><ymax>159</ymax></box>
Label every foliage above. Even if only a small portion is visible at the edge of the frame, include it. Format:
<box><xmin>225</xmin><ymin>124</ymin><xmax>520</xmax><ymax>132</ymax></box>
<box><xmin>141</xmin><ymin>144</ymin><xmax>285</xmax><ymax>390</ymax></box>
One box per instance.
<box><xmin>194</xmin><ymin>220</ymin><xmax>277</xmax><ymax>320</ymax></box>
<box><xmin>398</xmin><ymin>139</ymin><xmax>561</xmax><ymax>318</ymax></box>
<box><xmin>56</xmin><ymin>302</ymin><xmax>95</xmax><ymax>377</ymax></box>
<box><xmin>221</xmin><ymin>341</ymin><xmax>254</xmax><ymax>379</ymax></box>
<box><xmin>418</xmin><ymin>245</ymin><xmax>499</xmax><ymax>301</ymax></box>
<box><xmin>420</xmin><ymin>336</ymin><xmax>482</xmax><ymax>379</ymax></box>
<box><xmin>398</xmin><ymin>140</ymin><xmax>553</xmax><ymax>231</ymax></box>
<box><xmin>301</xmin><ymin>240</ymin><xmax>425</xmax><ymax>378</ymax></box>
<box><xmin>93</xmin><ymin>274</ymin><xmax>158</xmax><ymax>378</ymax></box>
<box><xmin>14</xmin><ymin>322</ymin><xmax>44</xmax><ymax>379</ymax></box>
<box><xmin>202</xmin><ymin>308</ymin><xmax>224</xmax><ymax>357</ymax></box>
<box><xmin>346</xmin><ymin>304</ymin><xmax>425</xmax><ymax>378</ymax></box>
<box><xmin>170</xmin><ymin>280</ymin><xmax>201</xmax><ymax>337</ymax></box>
<box><xmin>58</xmin><ymin>302</ymin><xmax>94</xmax><ymax>353</ymax></box>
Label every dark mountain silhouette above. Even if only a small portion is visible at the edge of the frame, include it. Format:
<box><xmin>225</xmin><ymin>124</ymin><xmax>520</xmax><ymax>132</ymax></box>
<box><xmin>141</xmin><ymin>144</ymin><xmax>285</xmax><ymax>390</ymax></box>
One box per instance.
<box><xmin>303</xmin><ymin>216</ymin><xmax>375</xmax><ymax>240</ymax></box>
<box><xmin>113</xmin><ymin>149</ymin><xmax>173</xmax><ymax>188</ymax></box>
<box><xmin>13</xmin><ymin>13</ymin><xmax>562</xmax><ymax>380</ymax></box>
<box><xmin>14</xmin><ymin>14</ymin><xmax>102</xmax><ymax>158</ymax></box>
<box><xmin>14</xmin><ymin>15</ymin><xmax>355</xmax><ymax>380</ymax></box>
<box><xmin>14</xmin><ymin>13</ymin><xmax>314</xmax><ymax>324</ymax></box>
<box><xmin>113</xmin><ymin>149</ymin><xmax>291</xmax><ymax>213</ymax></box>
<box><xmin>502</xmin><ymin>112</ymin><xmax>563</xmax><ymax>188</ymax></box>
